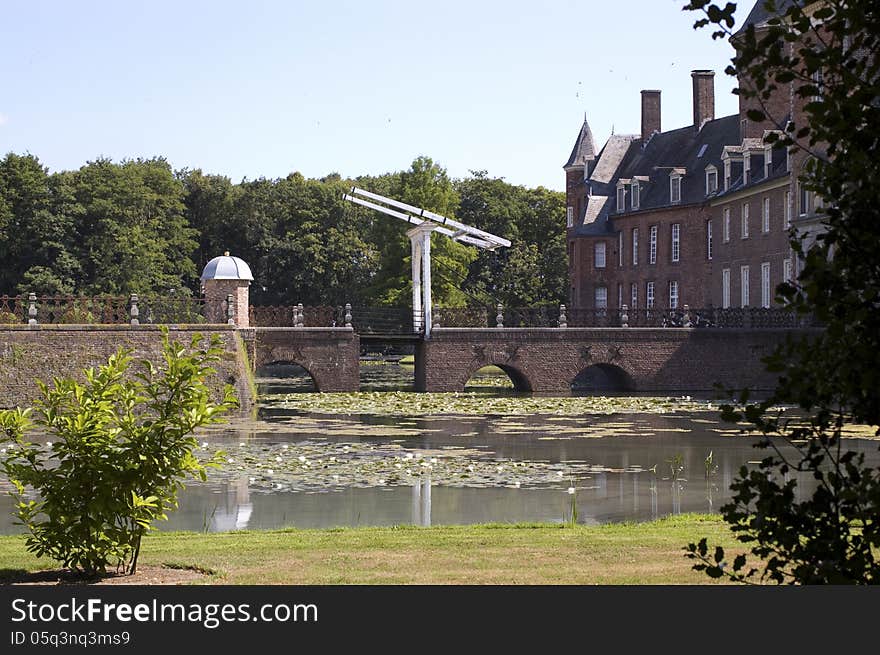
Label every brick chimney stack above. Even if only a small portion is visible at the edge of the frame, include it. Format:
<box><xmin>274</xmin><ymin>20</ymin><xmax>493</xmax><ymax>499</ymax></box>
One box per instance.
<box><xmin>692</xmin><ymin>70</ymin><xmax>716</xmax><ymax>130</ymax></box>
<box><xmin>641</xmin><ymin>90</ymin><xmax>661</xmax><ymax>142</ymax></box>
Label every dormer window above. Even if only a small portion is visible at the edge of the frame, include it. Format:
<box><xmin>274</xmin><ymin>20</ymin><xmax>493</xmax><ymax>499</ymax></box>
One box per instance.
<box><xmin>743</xmin><ymin>154</ymin><xmax>751</xmax><ymax>185</ymax></box>
<box><xmin>724</xmin><ymin>159</ymin><xmax>731</xmax><ymax>190</ymax></box>
<box><xmin>705</xmin><ymin>165</ymin><xmax>718</xmax><ymax>196</ymax></box>
<box><xmin>616</xmin><ymin>182</ymin><xmax>627</xmax><ymax>213</ymax></box>
<box><xmin>669</xmin><ymin>170</ymin><xmax>684</xmax><ymax>204</ymax></box>
<box><xmin>631</xmin><ymin>180</ymin><xmax>640</xmax><ymax>210</ymax></box>
<box><xmin>764</xmin><ymin>145</ymin><xmax>773</xmax><ymax>178</ymax></box>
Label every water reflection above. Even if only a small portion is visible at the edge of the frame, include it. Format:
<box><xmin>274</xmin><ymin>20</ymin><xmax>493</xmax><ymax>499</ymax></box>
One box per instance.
<box><xmin>0</xmin><ymin>363</ymin><xmax>878</xmax><ymax>534</ymax></box>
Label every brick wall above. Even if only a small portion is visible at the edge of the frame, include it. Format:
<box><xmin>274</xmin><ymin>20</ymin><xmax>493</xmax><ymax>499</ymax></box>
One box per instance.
<box><xmin>416</xmin><ymin>327</ymin><xmax>815</xmax><ymax>393</ymax></box>
<box><xmin>0</xmin><ymin>325</ymin><xmax>254</xmax><ymax>413</ymax></box>
<box><xmin>242</xmin><ymin>327</ymin><xmax>359</xmax><ymax>392</ymax></box>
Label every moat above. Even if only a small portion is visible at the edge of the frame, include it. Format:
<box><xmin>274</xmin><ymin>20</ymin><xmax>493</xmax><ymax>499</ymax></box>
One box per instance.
<box><xmin>1</xmin><ymin>362</ymin><xmax>877</xmax><ymax>533</ymax></box>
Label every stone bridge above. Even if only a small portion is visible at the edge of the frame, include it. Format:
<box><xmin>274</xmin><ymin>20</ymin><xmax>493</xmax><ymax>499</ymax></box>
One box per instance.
<box><xmin>416</xmin><ymin>327</ymin><xmax>804</xmax><ymax>393</ymax></box>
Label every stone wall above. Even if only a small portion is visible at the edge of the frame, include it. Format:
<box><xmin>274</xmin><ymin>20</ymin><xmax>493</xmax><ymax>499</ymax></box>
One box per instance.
<box><xmin>416</xmin><ymin>327</ymin><xmax>817</xmax><ymax>393</ymax></box>
<box><xmin>0</xmin><ymin>325</ymin><xmax>255</xmax><ymax>413</ymax></box>
<box><xmin>241</xmin><ymin>327</ymin><xmax>359</xmax><ymax>392</ymax></box>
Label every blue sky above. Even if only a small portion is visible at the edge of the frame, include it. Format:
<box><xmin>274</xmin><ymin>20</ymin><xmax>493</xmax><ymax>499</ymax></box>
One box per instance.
<box><xmin>0</xmin><ymin>0</ymin><xmax>751</xmax><ymax>191</ymax></box>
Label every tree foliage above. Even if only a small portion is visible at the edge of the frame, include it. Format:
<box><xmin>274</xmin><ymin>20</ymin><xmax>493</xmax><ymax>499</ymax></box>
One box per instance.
<box><xmin>0</xmin><ymin>331</ymin><xmax>237</xmax><ymax>575</ymax></box>
<box><xmin>683</xmin><ymin>0</ymin><xmax>880</xmax><ymax>584</ymax></box>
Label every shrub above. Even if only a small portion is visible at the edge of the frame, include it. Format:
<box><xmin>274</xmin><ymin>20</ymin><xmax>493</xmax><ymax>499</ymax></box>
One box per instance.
<box><xmin>0</xmin><ymin>330</ymin><xmax>238</xmax><ymax>575</ymax></box>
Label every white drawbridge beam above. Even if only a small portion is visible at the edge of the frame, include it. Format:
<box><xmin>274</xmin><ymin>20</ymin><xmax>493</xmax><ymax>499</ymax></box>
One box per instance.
<box><xmin>342</xmin><ymin>186</ymin><xmax>511</xmax><ymax>337</ymax></box>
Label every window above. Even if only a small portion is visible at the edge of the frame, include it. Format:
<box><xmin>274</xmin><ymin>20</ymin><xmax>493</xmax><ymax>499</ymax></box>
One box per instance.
<box><xmin>741</xmin><ymin>265</ymin><xmax>750</xmax><ymax>307</ymax></box>
<box><xmin>706</xmin><ymin>219</ymin><xmax>713</xmax><ymax>260</ymax></box>
<box><xmin>812</xmin><ymin>67</ymin><xmax>824</xmax><ymax>102</ymax></box>
<box><xmin>566</xmin><ymin>206</ymin><xmax>573</xmax><ymax>228</ymax></box>
<box><xmin>783</xmin><ymin>258</ymin><xmax>792</xmax><ymax>283</ymax></box>
<box><xmin>617</xmin><ymin>284</ymin><xmax>623</xmax><ymax>309</ymax></box>
<box><xmin>649</xmin><ymin>225</ymin><xmax>658</xmax><ymax>264</ymax></box>
<box><xmin>743</xmin><ymin>154</ymin><xmax>751</xmax><ymax>185</ymax></box>
<box><xmin>646</xmin><ymin>282</ymin><xmax>655</xmax><ymax>309</ymax></box>
<box><xmin>724</xmin><ymin>159</ymin><xmax>732</xmax><ymax>190</ymax></box>
<box><xmin>762</xmin><ymin>197</ymin><xmax>770</xmax><ymax>233</ymax></box>
<box><xmin>669</xmin><ymin>281</ymin><xmax>679</xmax><ymax>309</ymax></box>
<box><xmin>617</xmin><ymin>185</ymin><xmax>626</xmax><ymax>212</ymax></box>
<box><xmin>761</xmin><ymin>262</ymin><xmax>771</xmax><ymax>308</ymax></box>
<box><xmin>632</xmin><ymin>228</ymin><xmax>639</xmax><ymax>266</ymax></box>
<box><xmin>618</xmin><ymin>231</ymin><xmax>623</xmax><ymax>267</ymax></box>
<box><xmin>670</xmin><ymin>175</ymin><xmax>682</xmax><ymax>204</ymax></box>
<box><xmin>632</xmin><ymin>180</ymin><xmax>640</xmax><ymax>210</ymax></box>
<box><xmin>741</xmin><ymin>203</ymin><xmax>750</xmax><ymax>239</ymax></box>
<box><xmin>594</xmin><ymin>242</ymin><xmax>606</xmax><ymax>268</ymax></box>
<box><xmin>764</xmin><ymin>145</ymin><xmax>772</xmax><ymax>178</ymax></box>
<box><xmin>595</xmin><ymin>286</ymin><xmax>608</xmax><ymax>309</ymax></box>
<box><xmin>723</xmin><ymin>207</ymin><xmax>730</xmax><ymax>242</ymax></box>
<box><xmin>706</xmin><ymin>167</ymin><xmax>718</xmax><ymax>195</ymax></box>
<box><xmin>671</xmin><ymin>223</ymin><xmax>680</xmax><ymax>262</ymax></box>
<box><xmin>722</xmin><ymin>268</ymin><xmax>731</xmax><ymax>309</ymax></box>
<box><xmin>784</xmin><ymin>191</ymin><xmax>792</xmax><ymax>229</ymax></box>
<box><xmin>631</xmin><ymin>283</ymin><xmax>638</xmax><ymax>309</ymax></box>
<box><xmin>799</xmin><ymin>182</ymin><xmax>811</xmax><ymax>216</ymax></box>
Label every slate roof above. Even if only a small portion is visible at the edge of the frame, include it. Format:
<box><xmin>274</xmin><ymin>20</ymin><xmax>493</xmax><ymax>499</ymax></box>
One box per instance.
<box><xmin>734</xmin><ymin>0</ymin><xmax>799</xmax><ymax>37</ymax></box>
<box><xmin>563</xmin><ymin>117</ymin><xmax>597</xmax><ymax>169</ymax></box>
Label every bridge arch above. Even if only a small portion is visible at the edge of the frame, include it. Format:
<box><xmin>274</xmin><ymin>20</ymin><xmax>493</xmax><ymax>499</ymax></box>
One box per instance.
<box><xmin>256</xmin><ymin>360</ymin><xmax>318</xmax><ymax>392</ymax></box>
<box><xmin>570</xmin><ymin>362</ymin><xmax>635</xmax><ymax>394</ymax></box>
<box><xmin>461</xmin><ymin>360</ymin><xmax>535</xmax><ymax>392</ymax></box>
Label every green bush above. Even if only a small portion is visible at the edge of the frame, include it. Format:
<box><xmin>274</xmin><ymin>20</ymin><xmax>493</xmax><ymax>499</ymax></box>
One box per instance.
<box><xmin>0</xmin><ymin>311</ymin><xmax>20</xmax><ymax>324</ymax></box>
<box><xmin>0</xmin><ymin>330</ymin><xmax>238</xmax><ymax>575</ymax></box>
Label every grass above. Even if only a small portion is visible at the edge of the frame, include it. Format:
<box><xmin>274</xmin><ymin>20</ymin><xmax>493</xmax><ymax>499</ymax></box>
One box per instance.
<box><xmin>0</xmin><ymin>514</ymin><xmax>739</xmax><ymax>584</ymax></box>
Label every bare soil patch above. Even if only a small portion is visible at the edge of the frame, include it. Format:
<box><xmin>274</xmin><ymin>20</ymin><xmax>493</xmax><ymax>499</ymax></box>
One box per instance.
<box><xmin>3</xmin><ymin>564</ymin><xmax>210</xmax><ymax>585</ymax></box>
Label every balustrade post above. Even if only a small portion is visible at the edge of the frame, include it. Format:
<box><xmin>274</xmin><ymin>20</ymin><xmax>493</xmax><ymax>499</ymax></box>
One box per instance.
<box><xmin>27</xmin><ymin>293</ymin><xmax>37</xmax><ymax>326</ymax></box>
<box><xmin>558</xmin><ymin>304</ymin><xmax>567</xmax><ymax>328</ymax></box>
<box><xmin>344</xmin><ymin>303</ymin><xmax>352</xmax><ymax>328</ymax></box>
<box><xmin>495</xmin><ymin>303</ymin><xmax>504</xmax><ymax>328</ymax></box>
<box><xmin>683</xmin><ymin>304</ymin><xmax>692</xmax><ymax>328</ymax></box>
<box><xmin>226</xmin><ymin>293</ymin><xmax>235</xmax><ymax>325</ymax></box>
<box><xmin>129</xmin><ymin>293</ymin><xmax>139</xmax><ymax>326</ymax></box>
<box><xmin>297</xmin><ymin>303</ymin><xmax>305</xmax><ymax>327</ymax></box>
<box><xmin>620</xmin><ymin>304</ymin><xmax>629</xmax><ymax>328</ymax></box>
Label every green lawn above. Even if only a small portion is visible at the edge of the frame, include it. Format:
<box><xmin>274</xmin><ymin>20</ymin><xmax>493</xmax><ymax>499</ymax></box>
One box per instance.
<box><xmin>0</xmin><ymin>514</ymin><xmax>739</xmax><ymax>584</ymax></box>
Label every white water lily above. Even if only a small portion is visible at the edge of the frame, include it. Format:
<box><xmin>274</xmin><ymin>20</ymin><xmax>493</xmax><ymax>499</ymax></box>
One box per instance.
<box><xmin>329</xmin><ymin>456</ymin><xmax>336</xmax><ymax>462</ymax></box>
<box><xmin>267</xmin><ymin>469</ymin><xmax>274</xmax><ymax>475</ymax></box>
<box><xmin>556</xmin><ymin>471</ymin><xmax>565</xmax><ymax>477</ymax></box>
<box><xmin>248</xmin><ymin>477</ymin><xmax>256</xmax><ymax>484</ymax></box>
<box><xmin>227</xmin><ymin>458</ymin><xmax>235</xmax><ymax>464</ymax></box>
<box><xmin>282</xmin><ymin>444</ymin><xmax>289</xmax><ymax>450</ymax></box>
<box><xmin>333</xmin><ymin>475</ymin><xmax>340</xmax><ymax>482</ymax></box>
<box><xmin>378</xmin><ymin>479</ymin><xmax>385</xmax><ymax>485</ymax></box>
<box><xmin>395</xmin><ymin>463</ymin><xmax>402</xmax><ymax>469</ymax></box>
<box><xmin>567</xmin><ymin>487</ymin><xmax>576</xmax><ymax>494</ymax></box>
<box><xmin>201</xmin><ymin>441</ymin><xmax>209</xmax><ymax>448</ymax></box>
<box><xmin>239</xmin><ymin>442</ymin><xmax>245</xmax><ymax>447</ymax></box>
<box><xmin>275</xmin><ymin>456</ymin><xmax>282</xmax><ymax>462</ymax></box>
<box><xmin>45</xmin><ymin>441</ymin><xmax>52</xmax><ymax>447</ymax></box>
<box><xmin>404</xmin><ymin>453</ymin><xmax>414</xmax><ymax>460</ymax></box>
<box><xmin>467</xmin><ymin>465</ymin><xmax>475</xmax><ymax>472</ymax></box>
<box><xmin>298</xmin><ymin>455</ymin><xmax>307</xmax><ymax>463</ymax></box>
<box><xmin>514</xmin><ymin>481</ymin><xmax>521</xmax><ymax>488</ymax></box>
<box><xmin>430</xmin><ymin>458</ymin><xmax>438</xmax><ymax>464</ymax></box>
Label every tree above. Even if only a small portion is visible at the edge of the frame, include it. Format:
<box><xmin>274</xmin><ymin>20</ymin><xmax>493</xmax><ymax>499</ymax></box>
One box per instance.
<box><xmin>683</xmin><ymin>0</ymin><xmax>880</xmax><ymax>583</ymax></box>
<box><xmin>0</xmin><ymin>331</ymin><xmax>237</xmax><ymax>576</ymax></box>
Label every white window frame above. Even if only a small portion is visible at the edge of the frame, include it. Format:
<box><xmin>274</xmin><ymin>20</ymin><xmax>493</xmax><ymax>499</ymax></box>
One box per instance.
<box><xmin>617</xmin><ymin>184</ymin><xmax>626</xmax><ymax>212</ymax></box>
<box><xmin>784</xmin><ymin>191</ymin><xmax>791</xmax><ymax>229</ymax></box>
<box><xmin>723</xmin><ymin>207</ymin><xmax>730</xmax><ymax>242</ymax></box>
<box><xmin>632</xmin><ymin>180</ymin><xmax>640</xmax><ymax>210</ymax></box>
<box><xmin>741</xmin><ymin>203</ymin><xmax>750</xmax><ymax>239</ymax></box>
<box><xmin>631</xmin><ymin>283</ymin><xmax>637</xmax><ymax>309</ymax></box>
<box><xmin>764</xmin><ymin>145</ymin><xmax>772</xmax><ymax>178</ymax></box>
<box><xmin>566</xmin><ymin>206</ymin><xmax>573</xmax><ymax>228</ymax></box>
<box><xmin>618</xmin><ymin>231</ymin><xmax>623</xmax><ymax>267</ymax></box>
<box><xmin>669</xmin><ymin>280</ymin><xmax>679</xmax><ymax>309</ymax></box>
<box><xmin>707</xmin><ymin>219</ymin><xmax>713</xmax><ymax>260</ymax></box>
<box><xmin>799</xmin><ymin>182</ymin><xmax>811</xmax><ymax>216</ymax></box>
<box><xmin>671</xmin><ymin>223</ymin><xmax>680</xmax><ymax>263</ymax></box>
<box><xmin>594</xmin><ymin>241</ymin><xmax>606</xmax><ymax>269</ymax></box>
<box><xmin>724</xmin><ymin>159</ymin><xmax>732</xmax><ymax>190</ymax></box>
<box><xmin>783</xmin><ymin>258</ymin><xmax>792</xmax><ymax>283</ymax></box>
<box><xmin>741</xmin><ymin>265</ymin><xmax>750</xmax><ymax>307</ymax></box>
<box><xmin>632</xmin><ymin>228</ymin><xmax>639</xmax><ymax>266</ymax></box>
<box><xmin>646</xmin><ymin>282</ymin><xmax>655</xmax><ymax>309</ymax></box>
<box><xmin>670</xmin><ymin>174</ymin><xmax>682</xmax><ymax>204</ymax></box>
<box><xmin>761</xmin><ymin>262</ymin><xmax>771</xmax><ymax>308</ymax></box>
<box><xmin>705</xmin><ymin>166</ymin><xmax>718</xmax><ymax>196</ymax></box>
<box><xmin>595</xmin><ymin>286</ymin><xmax>608</xmax><ymax>309</ymax></box>
<box><xmin>762</xmin><ymin>197</ymin><xmax>770</xmax><ymax>233</ymax></box>
<box><xmin>649</xmin><ymin>225</ymin><xmax>658</xmax><ymax>264</ymax></box>
<box><xmin>722</xmin><ymin>268</ymin><xmax>731</xmax><ymax>309</ymax></box>
<box><xmin>743</xmin><ymin>154</ymin><xmax>751</xmax><ymax>185</ymax></box>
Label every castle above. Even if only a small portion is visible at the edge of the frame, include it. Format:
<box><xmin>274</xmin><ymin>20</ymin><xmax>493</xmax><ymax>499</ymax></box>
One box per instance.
<box><xmin>564</xmin><ymin>0</ymin><xmax>821</xmax><ymax>315</ymax></box>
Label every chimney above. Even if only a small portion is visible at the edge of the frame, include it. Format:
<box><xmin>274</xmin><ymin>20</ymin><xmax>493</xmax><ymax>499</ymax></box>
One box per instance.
<box><xmin>692</xmin><ymin>70</ymin><xmax>716</xmax><ymax>130</ymax></box>
<box><xmin>641</xmin><ymin>90</ymin><xmax>661</xmax><ymax>142</ymax></box>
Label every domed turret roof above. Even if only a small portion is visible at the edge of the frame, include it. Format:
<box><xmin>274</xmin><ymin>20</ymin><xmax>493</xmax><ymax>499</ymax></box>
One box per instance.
<box><xmin>200</xmin><ymin>252</ymin><xmax>254</xmax><ymax>281</ymax></box>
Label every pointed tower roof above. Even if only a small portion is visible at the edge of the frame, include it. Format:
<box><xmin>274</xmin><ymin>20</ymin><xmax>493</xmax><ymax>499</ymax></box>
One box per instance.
<box><xmin>563</xmin><ymin>116</ymin><xmax>597</xmax><ymax>170</ymax></box>
<box><xmin>734</xmin><ymin>0</ymin><xmax>796</xmax><ymax>38</ymax></box>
